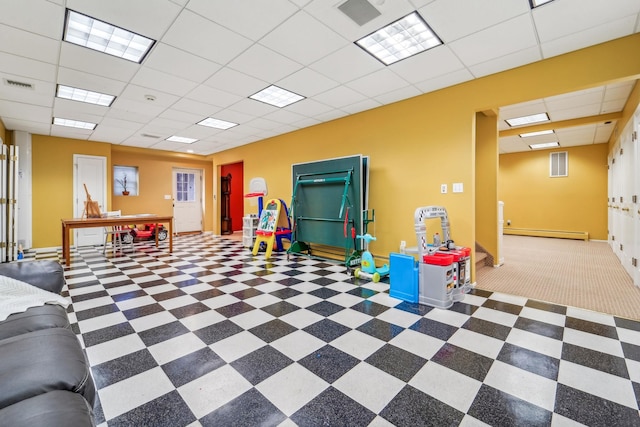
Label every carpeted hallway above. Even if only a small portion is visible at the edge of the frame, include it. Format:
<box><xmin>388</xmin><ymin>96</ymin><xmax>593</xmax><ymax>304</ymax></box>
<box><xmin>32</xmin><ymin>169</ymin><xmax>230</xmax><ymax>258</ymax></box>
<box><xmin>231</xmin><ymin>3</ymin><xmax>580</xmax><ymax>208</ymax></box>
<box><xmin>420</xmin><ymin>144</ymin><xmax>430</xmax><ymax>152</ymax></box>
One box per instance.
<box><xmin>476</xmin><ymin>235</ymin><xmax>640</xmax><ymax>321</ymax></box>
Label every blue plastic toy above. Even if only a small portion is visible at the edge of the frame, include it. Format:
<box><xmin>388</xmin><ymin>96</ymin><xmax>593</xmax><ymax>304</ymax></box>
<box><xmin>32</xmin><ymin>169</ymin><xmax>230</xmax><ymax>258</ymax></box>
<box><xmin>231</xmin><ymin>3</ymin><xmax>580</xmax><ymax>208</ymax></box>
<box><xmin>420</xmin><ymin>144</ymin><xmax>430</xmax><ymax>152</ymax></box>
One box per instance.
<box><xmin>353</xmin><ymin>233</ymin><xmax>389</xmax><ymax>282</ymax></box>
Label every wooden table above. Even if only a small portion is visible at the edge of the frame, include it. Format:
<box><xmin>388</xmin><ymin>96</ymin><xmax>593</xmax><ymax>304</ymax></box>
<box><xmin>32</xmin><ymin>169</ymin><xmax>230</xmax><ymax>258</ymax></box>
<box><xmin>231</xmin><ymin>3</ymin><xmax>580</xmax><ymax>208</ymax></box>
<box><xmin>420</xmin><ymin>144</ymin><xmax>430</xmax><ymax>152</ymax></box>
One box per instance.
<box><xmin>61</xmin><ymin>214</ymin><xmax>173</xmax><ymax>265</ymax></box>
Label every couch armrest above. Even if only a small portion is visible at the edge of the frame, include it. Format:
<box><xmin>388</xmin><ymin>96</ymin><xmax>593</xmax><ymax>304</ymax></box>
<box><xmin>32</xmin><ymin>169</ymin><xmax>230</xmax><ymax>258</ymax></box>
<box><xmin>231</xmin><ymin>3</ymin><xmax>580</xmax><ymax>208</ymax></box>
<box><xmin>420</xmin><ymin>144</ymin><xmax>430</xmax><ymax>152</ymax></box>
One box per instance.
<box><xmin>0</xmin><ymin>261</ymin><xmax>65</xmax><ymax>294</ymax></box>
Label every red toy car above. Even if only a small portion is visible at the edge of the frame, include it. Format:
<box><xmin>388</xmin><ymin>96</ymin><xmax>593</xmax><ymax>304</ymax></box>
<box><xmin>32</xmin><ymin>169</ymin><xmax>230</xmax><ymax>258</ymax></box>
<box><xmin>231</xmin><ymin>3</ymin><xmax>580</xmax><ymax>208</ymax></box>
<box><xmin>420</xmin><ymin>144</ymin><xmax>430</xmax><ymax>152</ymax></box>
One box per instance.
<box><xmin>122</xmin><ymin>224</ymin><xmax>168</xmax><ymax>244</ymax></box>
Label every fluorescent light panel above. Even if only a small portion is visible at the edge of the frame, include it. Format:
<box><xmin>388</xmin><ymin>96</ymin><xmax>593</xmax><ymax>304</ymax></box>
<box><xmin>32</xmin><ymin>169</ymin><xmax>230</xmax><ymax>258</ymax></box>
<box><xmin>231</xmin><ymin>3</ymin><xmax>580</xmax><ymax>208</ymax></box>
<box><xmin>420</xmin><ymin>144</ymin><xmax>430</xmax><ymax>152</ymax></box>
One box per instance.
<box><xmin>56</xmin><ymin>84</ymin><xmax>115</xmax><ymax>106</ymax></box>
<box><xmin>250</xmin><ymin>85</ymin><xmax>304</xmax><ymax>108</ymax></box>
<box><xmin>356</xmin><ymin>11</ymin><xmax>442</xmax><ymax>65</ymax></box>
<box><xmin>529</xmin><ymin>141</ymin><xmax>559</xmax><ymax>149</ymax></box>
<box><xmin>505</xmin><ymin>113</ymin><xmax>550</xmax><ymax>127</ymax></box>
<box><xmin>64</xmin><ymin>9</ymin><xmax>155</xmax><ymax>63</ymax></box>
<box><xmin>53</xmin><ymin>117</ymin><xmax>97</xmax><ymax>130</ymax></box>
<box><xmin>197</xmin><ymin>117</ymin><xmax>238</xmax><ymax>130</ymax></box>
<box><xmin>167</xmin><ymin>136</ymin><xmax>198</xmax><ymax>144</ymax></box>
<box><xmin>519</xmin><ymin>129</ymin><xmax>554</xmax><ymax>138</ymax></box>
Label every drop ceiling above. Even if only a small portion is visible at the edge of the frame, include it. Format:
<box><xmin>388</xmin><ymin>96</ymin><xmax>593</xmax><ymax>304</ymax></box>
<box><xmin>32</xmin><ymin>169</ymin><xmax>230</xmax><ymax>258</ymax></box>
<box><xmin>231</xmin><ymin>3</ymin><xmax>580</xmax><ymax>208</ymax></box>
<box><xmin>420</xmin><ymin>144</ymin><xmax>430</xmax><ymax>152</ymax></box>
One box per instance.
<box><xmin>0</xmin><ymin>0</ymin><xmax>638</xmax><ymax>156</ymax></box>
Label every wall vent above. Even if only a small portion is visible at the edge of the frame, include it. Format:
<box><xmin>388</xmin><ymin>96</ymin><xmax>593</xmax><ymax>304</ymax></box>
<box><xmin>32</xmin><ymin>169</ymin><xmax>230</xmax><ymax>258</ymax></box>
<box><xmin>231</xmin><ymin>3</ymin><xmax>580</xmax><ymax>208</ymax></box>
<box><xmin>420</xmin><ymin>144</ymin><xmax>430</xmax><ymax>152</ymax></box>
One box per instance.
<box><xmin>549</xmin><ymin>151</ymin><xmax>568</xmax><ymax>177</ymax></box>
<box><xmin>4</xmin><ymin>79</ymin><xmax>34</xmax><ymax>89</ymax></box>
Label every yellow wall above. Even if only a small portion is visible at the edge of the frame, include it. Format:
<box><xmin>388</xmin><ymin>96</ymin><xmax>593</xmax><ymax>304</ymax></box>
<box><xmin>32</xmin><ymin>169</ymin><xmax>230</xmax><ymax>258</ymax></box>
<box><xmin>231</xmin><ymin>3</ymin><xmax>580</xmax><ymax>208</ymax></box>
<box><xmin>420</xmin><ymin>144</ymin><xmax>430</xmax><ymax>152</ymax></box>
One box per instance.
<box><xmin>499</xmin><ymin>144</ymin><xmax>609</xmax><ymax>240</ymax></box>
<box><xmin>32</xmin><ymin>135</ymin><xmax>112</xmax><ymax>247</ymax></box>
<box><xmin>32</xmin><ymin>136</ymin><xmax>213</xmax><ymax>248</ymax></box>
<box><xmin>475</xmin><ymin>112</ymin><xmax>499</xmax><ymax>260</ymax></box>
<box><xmin>212</xmin><ymin>34</ymin><xmax>640</xmax><ymax>260</ymax></box>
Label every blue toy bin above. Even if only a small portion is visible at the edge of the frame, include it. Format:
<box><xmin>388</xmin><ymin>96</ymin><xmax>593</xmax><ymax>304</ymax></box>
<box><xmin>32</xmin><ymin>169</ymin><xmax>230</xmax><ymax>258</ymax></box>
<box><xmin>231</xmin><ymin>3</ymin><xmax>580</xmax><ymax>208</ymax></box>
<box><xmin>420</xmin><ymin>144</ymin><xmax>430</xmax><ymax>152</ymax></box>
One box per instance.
<box><xmin>389</xmin><ymin>253</ymin><xmax>419</xmax><ymax>303</ymax></box>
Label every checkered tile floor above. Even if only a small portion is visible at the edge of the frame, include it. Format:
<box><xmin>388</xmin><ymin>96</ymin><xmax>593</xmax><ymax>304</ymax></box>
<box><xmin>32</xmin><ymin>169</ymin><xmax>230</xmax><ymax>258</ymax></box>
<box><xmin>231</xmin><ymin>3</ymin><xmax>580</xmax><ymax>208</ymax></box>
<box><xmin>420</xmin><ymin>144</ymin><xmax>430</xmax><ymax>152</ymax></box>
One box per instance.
<box><xmin>32</xmin><ymin>234</ymin><xmax>640</xmax><ymax>426</ymax></box>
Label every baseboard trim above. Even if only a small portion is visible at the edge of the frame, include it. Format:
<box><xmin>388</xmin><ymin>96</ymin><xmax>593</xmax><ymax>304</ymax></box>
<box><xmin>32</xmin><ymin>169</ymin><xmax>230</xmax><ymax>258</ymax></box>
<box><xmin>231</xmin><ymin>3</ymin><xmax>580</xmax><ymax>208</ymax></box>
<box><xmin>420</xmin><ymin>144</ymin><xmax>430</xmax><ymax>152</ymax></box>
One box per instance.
<box><xmin>503</xmin><ymin>228</ymin><xmax>588</xmax><ymax>241</ymax></box>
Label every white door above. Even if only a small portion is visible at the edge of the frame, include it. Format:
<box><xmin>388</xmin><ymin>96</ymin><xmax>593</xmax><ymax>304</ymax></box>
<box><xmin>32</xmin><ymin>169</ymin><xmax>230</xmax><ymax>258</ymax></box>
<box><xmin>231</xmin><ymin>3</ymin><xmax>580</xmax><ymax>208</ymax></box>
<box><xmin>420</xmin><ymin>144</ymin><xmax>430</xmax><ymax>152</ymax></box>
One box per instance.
<box><xmin>635</xmin><ymin>109</ymin><xmax>640</xmax><ymax>286</ymax></box>
<box><xmin>74</xmin><ymin>155</ymin><xmax>106</xmax><ymax>246</ymax></box>
<box><xmin>173</xmin><ymin>168</ymin><xmax>203</xmax><ymax>234</ymax></box>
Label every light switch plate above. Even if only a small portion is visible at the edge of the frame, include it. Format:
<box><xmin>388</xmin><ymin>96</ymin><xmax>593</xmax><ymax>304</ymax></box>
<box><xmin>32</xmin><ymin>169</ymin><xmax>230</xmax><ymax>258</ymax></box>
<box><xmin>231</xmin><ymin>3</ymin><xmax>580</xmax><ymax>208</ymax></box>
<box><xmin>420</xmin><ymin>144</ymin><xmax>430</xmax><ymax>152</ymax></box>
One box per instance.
<box><xmin>164</xmin><ymin>195</ymin><xmax>171</xmax><ymax>199</ymax></box>
<box><xmin>441</xmin><ymin>184</ymin><xmax>447</xmax><ymax>194</ymax></box>
<box><xmin>453</xmin><ymin>183</ymin><xmax>463</xmax><ymax>193</ymax></box>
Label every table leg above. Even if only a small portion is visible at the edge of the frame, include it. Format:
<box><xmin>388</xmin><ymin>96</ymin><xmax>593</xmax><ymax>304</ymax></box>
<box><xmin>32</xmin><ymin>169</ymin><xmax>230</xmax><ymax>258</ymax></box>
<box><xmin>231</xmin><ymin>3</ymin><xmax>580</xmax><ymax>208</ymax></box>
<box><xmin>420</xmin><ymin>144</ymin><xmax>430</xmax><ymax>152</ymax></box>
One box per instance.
<box><xmin>169</xmin><ymin>220</ymin><xmax>173</xmax><ymax>253</ymax></box>
<box><xmin>62</xmin><ymin>224</ymin><xmax>69</xmax><ymax>265</ymax></box>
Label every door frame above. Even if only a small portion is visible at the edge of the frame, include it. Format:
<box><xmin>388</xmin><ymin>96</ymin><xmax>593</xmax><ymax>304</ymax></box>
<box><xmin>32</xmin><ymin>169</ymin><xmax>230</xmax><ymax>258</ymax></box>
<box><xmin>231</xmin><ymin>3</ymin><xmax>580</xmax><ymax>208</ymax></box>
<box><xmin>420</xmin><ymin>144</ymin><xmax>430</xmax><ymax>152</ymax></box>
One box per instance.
<box><xmin>73</xmin><ymin>154</ymin><xmax>107</xmax><ymax>246</ymax></box>
<box><xmin>172</xmin><ymin>167</ymin><xmax>204</xmax><ymax>234</ymax></box>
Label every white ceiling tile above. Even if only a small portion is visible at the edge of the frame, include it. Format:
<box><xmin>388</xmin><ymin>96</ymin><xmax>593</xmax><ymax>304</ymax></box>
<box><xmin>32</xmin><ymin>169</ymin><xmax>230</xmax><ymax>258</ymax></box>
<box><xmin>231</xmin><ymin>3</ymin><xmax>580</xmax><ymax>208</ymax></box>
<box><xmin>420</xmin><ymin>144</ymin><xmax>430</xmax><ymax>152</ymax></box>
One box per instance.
<box><xmin>110</xmin><ymin>98</ymin><xmax>165</xmax><ymax>121</ymax></box>
<box><xmin>260</xmin><ymin>11</ymin><xmax>349</xmax><ymax>65</ymax></box>
<box><xmin>131</xmin><ymin>67</ymin><xmax>198</xmax><ymax>97</ymax></box>
<box><xmin>286</xmin><ymin>98</ymin><xmax>335</xmax><ymax>117</ymax></box>
<box><xmin>374</xmin><ymin>85</ymin><xmax>422</xmax><ymax>105</ymax></box>
<box><xmin>533</xmin><ymin>0</ymin><xmax>640</xmax><ymax>43</ymax></box>
<box><xmin>53</xmin><ymin>98</ymin><xmax>108</xmax><ymax>118</ymax></box>
<box><xmin>121</xmin><ymin>136</ymin><xmax>161</xmax><ymax>149</ymax></box>
<box><xmin>601</xmin><ymin>99</ymin><xmax>628</xmax><ymax>115</ymax></box>
<box><xmin>468</xmin><ymin>46</ymin><xmax>541</xmax><ymax>78</ymax></box>
<box><xmin>594</xmin><ymin>123</ymin><xmax>615</xmax><ymax>143</ymax></box>
<box><xmin>104</xmin><ymin>108</ymin><xmax>148</xmax><ymax>124</ymax></box>
<box><xmin>0</xmin><ymin>76</ymin><xmax>54</xmax><ymax>107</ymax></box>
<box><xmin>449</xmin><ymin>14</ymin><xmax>537</xmax><ymax>66</ymax></box>
<box><xmin>414</xmin><ymin>68</ymin><xmax>474</xmax><ymax>94</ymax></box>
<box><xmin>277</xmin><ymin>67</ymin><xmax>339</xmax><ymax>98</ymax></box>
<box><xmin>0</xmin><ymin>101</ymin><xmax>51</xmax><ymax>123</ymax></box>
<box><xmin>186</xmin><ymin>0</ymin><xmax>298</xmax><ymax>41</ymax></box>
<box><xmin>548</xmin><ymin>104</ymin><xmax>600</xmax><ymax>122</ymax></box>
<box><xmin>229</xmin><ymin>98</ymin><xmax>278</xmax><ymax>118</ymax></box>
<box><xmin>57</xmin><ymin>68</ymin><xmax>126</xmax><ymax>97</ymax></box>
<box><xmin>303</xmin><ymin>0</ymin><xmax>415</xmax><ymax>42</ymax></box>
<box><xmin>346</xmin><ymin>69</ymin><xmax>410</xmax><ymax>98</ymax></box>
<box><xmin>0</xmin><ymin>0</ymin><xmax>63</xmax><ymax>38</ymax></box>
<box><xmin>390</xmin><ymin>46</ymin><xmax>465</xmax><ymax>84</ymax></box>
<box><xmin>204</xmin><ymin>68</ymin><xmax>268</xmax><ymax>97</ymax></box>
<box><xmin>420</xmin><ymin>0</ymin><xmax>529</xmax><ymax>43</ymax></box>
<box><xmin>545</xmin><ymin>88</ymin><xmax>603</xmax><ymax>111</ymax></box>
<box><xmin>0</xmin><ymin>26</ymin><xmax>60</xmax><ymax>65</ymax></box>
<box><xmin>556</xmin><ymin>124</ymin><xmax>596</xmax><ymax>146</ymax></box>
<box><xmin>0</xmin><ymin>52</ymin><xmax>57</xmax><ymax>83</ymax></box>
<box><xmin>158</xmin><ymin>109</ymin><xmax>205</xmax><ymax>125</ymax></box>
<box><xmin>341</xmin><ymin>98</ymin><xmax>382</xmax><ymax>115</ymax></box>
<box><xmin>144</xmin><ymin>43</ymin><xmax>221</xmax><ymax>84</ymax></box>
<box><xmin>170</xmin><ymin>98</ymin><xmax>217</xmax><ymax>117</ymax></box>
<box><xmin>228</xmin><ymin>44</ymin><xmax>303</xmax><ymax>83</ymax></box>
<box><xmin>313</xmin><ymin>85</ymin><xmax>368</xmax><ymax>109</ymax></box>
<box><xmin>309</xmin><ymin>44</ymin><xmax>382</xmax><ymax>84</ymax></box>
<box><xmin>162</xmin><ymin>9</ymin><xmax>253</xmax><ymax>64</ymax></box>
<box><xmin>50</xmin><ymin>125</ymin><xmax>92</xmax><ymax>140</ymax></box>
<box><xmin>59</xmin><ymin>44</ymin><xmax>139</xmax><ymax>83</ymax></box>
<box><xmin>262</xmin><ymin>109</ymin><xmax>306</xmax><ymax>125</ymax></box>
<box><xmin>118</xmin><ymin>84</ymin><xmax>179</xmax><ymax>108</ymax></box>
<box><xmin>66</xmin><ymin>0</ymin><xmax>182</xmax><ymax>39</ymax></box>
<box><xmin>99</xmin><ymin>117</ymin><xmax>145</xmax><ymax>131</ymax></box>
<box><xmin>186</xmin><ymin>85</ymin><xmax>243</xmax><ymax>109</ymax></box>
<box><xmin>90</xmin><ymin>126</ymin><xmax>136</xmax><ymax>144</ymax></box>
<box><xmin>1</xmin><ymin>118</ymin><xmax>51</xmax><ymax>136</ymax></box>
<box><xmin>245</xmin><ymin>117</ymin><xmax>282</xmax><ymax>131</ymax></box>
<box><xmin>539</xmin><ymin>15</ymin><xmax>637</xmax><ymax>59</ymax></box>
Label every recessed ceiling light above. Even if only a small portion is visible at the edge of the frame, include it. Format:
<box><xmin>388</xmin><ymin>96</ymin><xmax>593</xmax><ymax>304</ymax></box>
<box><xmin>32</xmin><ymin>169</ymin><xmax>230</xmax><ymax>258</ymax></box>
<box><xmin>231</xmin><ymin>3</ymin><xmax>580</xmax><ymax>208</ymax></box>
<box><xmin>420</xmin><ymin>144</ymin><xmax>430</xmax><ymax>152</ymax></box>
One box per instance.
<box><xmin>519</xmin><ymin>129</ymin><xmax>554</xmax><ymax>138</ymax></box>
<box><xmin>53</xmin><ymin>117</ymin><xmax>97</xmax><ymax>130</ymax></box>
<box><xmin>530</xmin><ymin>0</ymin><xmax>555</xmax><ymax>8</ymax></box>
<box><xmin>197</xmin><ymin>117</ymin><xmax>238</xmax><ymax>130</ymax></box>
<box><xmin>355</xmin><ymin>11</ymin><xmax>442</xmax><ymax>65</ymax></box>
<box><xmin>529</xmin><ymin>141</ymin><xmax>559</xmax><ymax>150</ymax></box>
<box><xmin>63</xmin><ymin>9</ymin><xmax>155</xmax><ymax>63</ymax></box>
<box><xmin>506</xmin><ymin>113</ymin><xmax>550</xmax><ymax>127</ymax></box>
<box><xmin>250</xmin><ymin>85</ymin><xmax>305</xmax><ymax>108</ymax></box>
<box><xmin>167</xmin><ymin>136</ymin><xmax>198</xmax><ymax>144</ymax></box>
<box><xmin>56</xmin><ymin>84</ymin><xmax>115</xmax><ymax>106</ymax></box>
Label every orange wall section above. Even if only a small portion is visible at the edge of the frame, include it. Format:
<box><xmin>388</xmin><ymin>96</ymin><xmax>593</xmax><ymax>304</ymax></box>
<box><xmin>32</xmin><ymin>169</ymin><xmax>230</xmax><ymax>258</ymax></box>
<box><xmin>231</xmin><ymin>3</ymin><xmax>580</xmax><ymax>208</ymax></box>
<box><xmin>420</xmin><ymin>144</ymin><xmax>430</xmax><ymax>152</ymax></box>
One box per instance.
<box><xmin>499</xmin><ymin>144</ymin><xmax>609</xmax><ymax>240</ymax></box>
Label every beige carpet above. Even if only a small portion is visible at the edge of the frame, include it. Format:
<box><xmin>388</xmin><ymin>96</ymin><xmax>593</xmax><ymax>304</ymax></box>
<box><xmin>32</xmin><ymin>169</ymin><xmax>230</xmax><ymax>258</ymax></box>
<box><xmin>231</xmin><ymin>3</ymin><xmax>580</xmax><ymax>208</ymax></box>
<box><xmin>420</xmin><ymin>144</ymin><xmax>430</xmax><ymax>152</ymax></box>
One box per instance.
<box><xmin>476</xmin><ymin>235</ymin><xmax>640</xmax><ymax>320</ymax></box>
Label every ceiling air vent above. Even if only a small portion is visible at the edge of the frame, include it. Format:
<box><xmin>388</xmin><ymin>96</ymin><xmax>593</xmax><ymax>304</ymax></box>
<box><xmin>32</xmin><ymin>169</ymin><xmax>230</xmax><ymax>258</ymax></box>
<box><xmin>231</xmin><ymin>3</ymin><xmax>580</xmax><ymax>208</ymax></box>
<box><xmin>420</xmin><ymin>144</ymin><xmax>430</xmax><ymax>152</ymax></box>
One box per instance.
<box><xmin>338</xmin><ymin>0</ymin><xmax>381</xmax><ymax>26</ymax></box>
<box><xmin>141</xmin><ymin>133</ymin><xmax>161</xmax><ymax>139</ymax></box>
<box><xmin>4</xmin><ymin>79</ymin><xmax>34</xmax><ymax>89</ymax></box>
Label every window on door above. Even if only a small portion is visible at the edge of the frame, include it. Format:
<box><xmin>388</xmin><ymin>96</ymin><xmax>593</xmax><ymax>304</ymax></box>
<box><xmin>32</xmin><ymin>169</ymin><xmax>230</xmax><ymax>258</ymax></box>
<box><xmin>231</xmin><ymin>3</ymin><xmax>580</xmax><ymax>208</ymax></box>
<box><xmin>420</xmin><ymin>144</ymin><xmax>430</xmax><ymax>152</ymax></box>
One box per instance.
<box><xmin>176</xmin><ymin>172</ymin><xmax>196</xmax><ymax>201</ymax></box>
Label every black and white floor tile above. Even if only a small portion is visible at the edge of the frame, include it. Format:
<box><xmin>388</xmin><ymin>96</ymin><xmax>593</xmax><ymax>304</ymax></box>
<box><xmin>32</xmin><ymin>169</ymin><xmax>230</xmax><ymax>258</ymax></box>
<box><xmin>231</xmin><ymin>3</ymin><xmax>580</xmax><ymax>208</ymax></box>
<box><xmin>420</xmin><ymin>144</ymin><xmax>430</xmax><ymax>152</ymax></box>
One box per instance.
<box><xmin>31</xmin><ymin>234</ymin><xmax>640</xmax><ymax>426</ymax></box>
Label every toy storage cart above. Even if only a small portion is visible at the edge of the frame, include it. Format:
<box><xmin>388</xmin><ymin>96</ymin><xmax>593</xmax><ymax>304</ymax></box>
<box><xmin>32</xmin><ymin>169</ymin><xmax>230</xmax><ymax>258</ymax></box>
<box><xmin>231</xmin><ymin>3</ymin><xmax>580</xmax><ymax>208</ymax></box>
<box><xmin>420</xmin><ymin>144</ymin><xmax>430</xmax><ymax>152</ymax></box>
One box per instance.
<box><xmin>419</xmin><ymin>253</ymin><xmax>455</xmax><ymax>309</ymax></box>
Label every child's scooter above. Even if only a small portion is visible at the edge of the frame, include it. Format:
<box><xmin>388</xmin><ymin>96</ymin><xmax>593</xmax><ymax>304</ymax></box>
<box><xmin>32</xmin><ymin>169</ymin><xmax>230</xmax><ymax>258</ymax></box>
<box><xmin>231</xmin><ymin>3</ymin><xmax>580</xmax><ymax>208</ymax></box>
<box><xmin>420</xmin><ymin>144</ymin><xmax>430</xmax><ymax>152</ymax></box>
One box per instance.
<box><xmin>353</xmin><ymin>233</ymin><xmax>389</xmax><ymax>283</ymax></box>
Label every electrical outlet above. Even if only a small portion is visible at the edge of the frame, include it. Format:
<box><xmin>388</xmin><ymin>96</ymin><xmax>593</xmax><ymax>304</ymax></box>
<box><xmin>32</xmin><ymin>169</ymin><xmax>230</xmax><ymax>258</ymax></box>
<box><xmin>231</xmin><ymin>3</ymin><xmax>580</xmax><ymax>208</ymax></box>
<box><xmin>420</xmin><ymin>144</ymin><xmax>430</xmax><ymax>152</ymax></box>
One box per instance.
<box><xmin>441</xmin><ymin>184</ymin><xmax>447</xmax><ymax>194</ymax></box>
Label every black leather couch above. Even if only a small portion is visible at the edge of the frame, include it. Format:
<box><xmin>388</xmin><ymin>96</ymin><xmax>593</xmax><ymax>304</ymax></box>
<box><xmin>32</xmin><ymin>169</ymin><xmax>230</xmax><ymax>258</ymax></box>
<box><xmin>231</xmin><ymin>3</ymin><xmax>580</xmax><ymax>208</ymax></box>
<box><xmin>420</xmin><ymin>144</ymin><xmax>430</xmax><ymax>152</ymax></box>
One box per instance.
<box><xmin>0</xmin><ymin>260</ymin><xmax>96</xmax><ymax>427</ymax></box>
